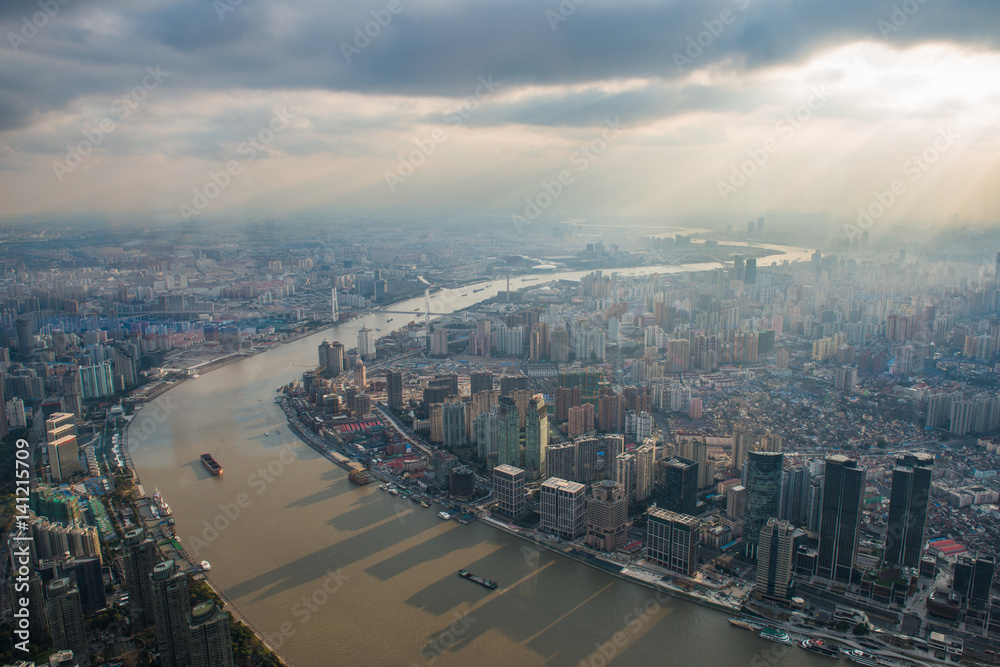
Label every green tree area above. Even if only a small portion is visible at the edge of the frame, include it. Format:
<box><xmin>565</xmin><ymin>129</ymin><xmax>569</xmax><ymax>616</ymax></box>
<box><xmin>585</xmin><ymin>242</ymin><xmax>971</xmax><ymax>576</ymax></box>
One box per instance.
<box><xmin>113</xmin><ymin>472</ymin><xmax>136</xmax><ymax>504</ymax></box>
<box><xmin>189</xmin><ymin>578</ymin><xmax>284</xmax><ymax>667</ymax></box>
<box><xmin>0</xmin><ymin>622</ymin><xmax>53</xmax><ymax>665</ymax></box>
<box><xmin>86</xmin><ymin>603</ymin><xmax>127</xmax><ymax>633</ymax></box>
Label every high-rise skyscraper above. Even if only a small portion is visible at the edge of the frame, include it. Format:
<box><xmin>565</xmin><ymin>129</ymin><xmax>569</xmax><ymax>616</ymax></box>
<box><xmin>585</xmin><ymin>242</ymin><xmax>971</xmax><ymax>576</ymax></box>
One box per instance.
<box><xmin>634</xmin><ymin>441</ymin><xmax>655</xmax><ymax>502</ymax></box>
<box><xmin>806</xmin><ymin>476</ymin><xmax>823</xmax><ymax>531</ymax></box>
<box><xmin>732</xmin><ymin>426</ymin><xmax>751</xmax><ymax>474</ymax></box>
<box><xmin>474</xmin><ymin>405</ymin><xmax>499</xmax><ymax>463</ymax></box>
<box><xmin>493</xmin><ymin>465</ymin><xmax>526</xmax><ymax>519</ymax></box>
<box><xmin>499</xmin><ymin>374</ymin><xmax>529</xmax><ymax>396</ymax></box>
<box><xmin>188</xmin><ymin>601</ymin><xmax>235</xmax><ymax>667</ymax></box>
<box><xmin>60</xmin><ymin>556</ymin><xmax>107</xmax><ymax>615</ymax></box>
<box><xmin>471</xmin><ymin>389</ymin><xmax>500</xmax><ymax>422</ymax></box>
<box><xmin>9</xmin><ymin>572</ymin><xmax>47</xmax><ymax>644</ymax></box>
<box><xmin>953</xmin><ymin>555</ymin><xmax>974</xmax><ymax>602</ymax></box>
<box><xmin>45</xmin><ymin>578</ymin><xmax>89</xmax><ymax>666</ymax></box>
<box><xmin>0</xmin><ymin>382</ymin><xmax>9</xmax><ymax>440</ymax></box>
<box><xmin>971</xmin><ymin>555</ymin><xmax>996</xmax><ymax>606</ymax></box>
<box><xmin>883</xmin><ymin>453</ymin><xmax>934</xmax><ymax>569</ymax></box>
<box><xmin>755</xmin><ymin>518</ymin><xmax>794</xmax><ymax>602</ymax></box>
<box><xmin>433</xmin><ymin>451</ymin><xmax>459</xmax><ymax>490</ymax></box>
<box><xmin>780</xmin><ymin>466</ymin><xmax>811</xmax><ymax>526</ymax></box>
<box><xmin>329</xmin><ymin>341</ymin><xmax>345</xmax><ymax>373</ymax></box>
<box><xmin>567</xmin><ymin>404</ymin><xmax>593</xmax><ymax>437</ymax></box>
<box><xmin>575</xmin><ymin>436</ymin><xmax>600</xmax><ymax>483</ymax></box>
<box><xmin>431</xmin><ymin>327</ymin><xmax>449</xmax><ymax>356</ymax></box>
<box><xmin>16</xmin><ymin>316</ymin><xmax>35</xmax><ymax>359</ymax></box>
<box><xmin>510</xmin><ymin>389</ymin><xmax>533</xmax><ymax>428</ymax></box>
<box><xmin>603</xmin><ymin>435</ymin><xmax>625</xmax><ymax>477</ymax></box>
<box><xmin>597</xmin><ymin>386</ymin><xmax>624</xmax><ymax>433</ymax></box>
<box><xmin>545</xmin><ymin>442</ymin><xmax>576</xmax><ymax>482</ymax></box>
<box><xmin>758</xmin><ymin>433</ymin><xmax>783</xmax><ymax>453</ymax></box>
<box><xmin>554</xmin><ymin>386</ymin><xmax>581</xmax><ymax>422</ymax></box>
<box><xmin>441</xmin><ymin>401</ymin><xmax>466</xmax><ymax>448</ymax></box>
<box><xmin>615</xmin><ymin>452</ymin><xmax>636</xmax><ymax>503</ymax></box>
<box><xmin>679</xmin><ymin>434</ymin><xmax>712</xmax><ymax>489</ymax></box>
<box><xmin>151</xmin><ymin>560</ymin><xmax>192</xmax><ymax>667</ymax></box>
<box><xmin>47</xmin><ymin>435</ymin><xmax>81</xmax><ymax>481</ymax></box>
<box><xmin>386</xmin><ymin>370</ymin><xmax>403</xmax><ymax>409</ymax></box>
<box><xmin>353</xmin><ymin>359</ymin><xmax>366</xmax><ymax>389</ymax></box>
<box><xmin>122</xmin><ymin>527</ymin><xmax>158</xmax><ymax>628</ymax></box>
<box><xmin>646</xmin><ymin>508</ymin><xmax>700</xmax><ymax>576</ymax></box>
<box><xmin>318</xmin><ymin>340</ymin><xmax>332</xmax><ymax>369</ymax></box>
<box><xmin>470</xmin><ymin>371</ymin><xmax>494</xmax><ymax>396</ymax></box>
<box><xmin>744</xmin><ymin>451</ymin><xmax>784</xmax><ymax>560</ymax></box>
<box><xmin>357</xmin><ymin>326</ymin><xmax>376</xmax><ymax>360</ymax></box>
<box><xmin>816</xmin><ymin>455</ymin><xmax>864</xmax><ymax>582</ymax></box>
<box><xmin>78</xmin><ymin>361</ymin><xmax>115</xmax><ymax>399</ymax></box>
<box><xmin>524</xmin><ymin>395</ymin><xmax>548</xmax><ymax>479</ymax></box>
<box><xmin>586</xmin><ymin>480</ymin><xmax>629</xmax><ymax>551</ymax></box>
<box><xmin>539</xmin><ymin>477</ymin><xmax>587</xmax><ymax>540</ymax></box>
<box><xmin>496</xmin><ymin>397</ymin><xmax>520</xmax><ymax>467</ymax></box>
<box><xmin>654</xmin><ymin>457</ymin><xmax>698</xmax><ymax>516</ymax></box>
<box><xmin>727</xmin><ymin>485</ymin><xmax>746</xmax><ymax>519</ymax></box>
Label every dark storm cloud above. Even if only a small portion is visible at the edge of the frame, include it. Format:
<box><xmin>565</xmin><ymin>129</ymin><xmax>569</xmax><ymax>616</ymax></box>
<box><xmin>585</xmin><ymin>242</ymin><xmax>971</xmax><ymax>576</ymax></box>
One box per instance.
<box><xmin>1</xmin><ymin>0</ymin><xmax>999</xmax><ymax>133</ymax></box>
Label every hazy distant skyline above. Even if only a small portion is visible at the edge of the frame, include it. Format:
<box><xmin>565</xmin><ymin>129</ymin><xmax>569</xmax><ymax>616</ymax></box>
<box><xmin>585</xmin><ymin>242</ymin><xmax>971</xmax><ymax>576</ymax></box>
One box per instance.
<box><xmin>2</xmin><ymin>0</ymin><xmax>999</xmax><ymax>231</ymax></box>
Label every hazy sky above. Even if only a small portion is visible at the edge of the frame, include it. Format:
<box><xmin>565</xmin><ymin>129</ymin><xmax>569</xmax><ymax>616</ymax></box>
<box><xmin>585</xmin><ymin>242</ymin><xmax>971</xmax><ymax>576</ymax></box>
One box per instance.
<box><xmin>1</xmin><ymin>0</ymin><xmax>999</xmax><ymax>231</ymax></box>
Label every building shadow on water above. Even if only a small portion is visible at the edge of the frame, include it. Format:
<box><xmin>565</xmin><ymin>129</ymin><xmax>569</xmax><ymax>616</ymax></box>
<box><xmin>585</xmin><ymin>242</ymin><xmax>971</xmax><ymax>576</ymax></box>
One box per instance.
<box><xmin>365</xmin><ymin>527</ymin><xmax>491</xmax><ymax>582</ymax></box>
<box><xmin>226</xmin><ymin>511</ymin><xmax>446</xmax><ymax>603</ymax></box>
<box><xmin>322</xmin><ymin>492</ymin><xmax>424</xmax><ymax>531</ymax></box>
<box><xmin>404</xmin><ymin>542</ymin><xmax>652</xmax><ymax>665</ymax></box>
<box><xmin>285</xmin><ymin>484</ymin><xmax>344</xmax><ymax>509</ymax></box>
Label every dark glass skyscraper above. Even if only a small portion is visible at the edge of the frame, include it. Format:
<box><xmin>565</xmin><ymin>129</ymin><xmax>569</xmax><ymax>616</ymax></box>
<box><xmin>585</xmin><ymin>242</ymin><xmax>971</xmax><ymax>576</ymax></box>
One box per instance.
<box><xmin>496</xmin><ymin>396</ymin><xmax>520</xmax><ymax>468</ymax></box>
<box><xmin>883</xmin><ymin>453</ymin><xmax>934</xmax><ymax>569</ymax></box>
<box><xmin>971</xmin><ymin>555</ymin><xmax>996</xmax><ymax>606</ymax></box>
<box><xmin>189</xmin><ymin>601</ymin><xmax>235</xmax><ymax>667</ymax></box>
<box><xmin>45</xmin><ymin>578</ymin><xmax>89</xmax><ymax>666</ymax></box>
<box><xmin>780</xmin><ymin>466</ymin><xmax>810</xmax><ymax>525</ymax></box>
<box><xmin>744</xmin><ymin>451</ymin><xmax>784</xmax><ymax>560</ymax></box>
<box><xmin>654</xmin><ymin>457</ymin><xmax>698</xmax><ymax>516</ymax></box>
<box><xmin>151</xmin><ymin>560</ymin><xmax>192</xmax><ymax>667</ymax></box>
<box><xmin>816</xmin><ymin>455</ymin><xmax>864</xmax><ymax>582</ymax></box>
<box><xmin>470</xmin><ymin>371</ymin><xmax>494</xmax><ymax>395</ymax></box>
<box><xmin>60</xmin><ymin>557</ymin><xmax>107</xmax><ymax>616</ymax></box>
<box><xmin>953</xmin><ymin>555</ymin><xmax>974</xmax><ymax>601</ymax></box>
<box><xmin>122</xmin><ymin>527</ymin><xmax>158</xmax><ymax>628</ymax></box>
<box><xmin>386</xmin><ymin>370</ymin><xmax>403</xmax><ymax>409</ymax></box>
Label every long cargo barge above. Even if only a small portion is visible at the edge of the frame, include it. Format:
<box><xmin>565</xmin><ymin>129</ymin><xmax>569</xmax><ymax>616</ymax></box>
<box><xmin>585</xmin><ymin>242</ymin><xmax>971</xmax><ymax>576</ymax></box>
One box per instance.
<box><xmin>458</xmin><ymin>569</ymin><xmax>498</xmax><ymax>590</ymax></box>
<box><xmin>201</xmin><ymin>453</ymin><xmax>223</xmax><ymax>476</ymax></box>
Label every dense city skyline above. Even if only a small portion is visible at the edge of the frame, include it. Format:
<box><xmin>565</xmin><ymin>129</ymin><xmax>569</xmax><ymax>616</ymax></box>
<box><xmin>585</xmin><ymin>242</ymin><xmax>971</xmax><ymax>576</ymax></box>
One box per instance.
<box><xmin>3</xmin><ymin>2</ymin><xmax>1000</xmax><ymax>666</ymax></box>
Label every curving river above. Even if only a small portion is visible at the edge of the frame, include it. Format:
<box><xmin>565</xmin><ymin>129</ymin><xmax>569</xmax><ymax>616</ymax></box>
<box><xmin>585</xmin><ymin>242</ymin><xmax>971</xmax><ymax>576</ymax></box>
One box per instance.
<box><xmin>130</xmin><ymin>244</ymin><xmax>828</xmax><ymax>666</ymax></box>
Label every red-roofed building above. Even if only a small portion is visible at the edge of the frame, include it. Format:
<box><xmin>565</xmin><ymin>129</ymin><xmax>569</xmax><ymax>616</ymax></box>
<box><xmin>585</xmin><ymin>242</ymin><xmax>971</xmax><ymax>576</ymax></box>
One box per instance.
<box><xmin>928</xmin><ymin>538</ymin><xmax>968</xmax><ymax>558</ymax></box>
